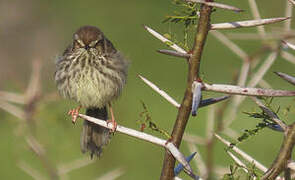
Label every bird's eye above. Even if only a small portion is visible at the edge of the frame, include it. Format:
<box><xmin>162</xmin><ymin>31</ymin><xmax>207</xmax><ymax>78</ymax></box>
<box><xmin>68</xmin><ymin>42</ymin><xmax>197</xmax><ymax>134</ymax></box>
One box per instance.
<box><xmin>76</xmin><ymin>39</ymin><xmax>85</xmax><ymax>47</ymax></box>
<box><xmin>89</xmin><ymin>39</ymin><xmax>103</xmax><ymax>48</ymax></box>
<box><xmin>89</xmin><ymin>40</ymin><xmax>98</xmax><ymax>48</ymax></box>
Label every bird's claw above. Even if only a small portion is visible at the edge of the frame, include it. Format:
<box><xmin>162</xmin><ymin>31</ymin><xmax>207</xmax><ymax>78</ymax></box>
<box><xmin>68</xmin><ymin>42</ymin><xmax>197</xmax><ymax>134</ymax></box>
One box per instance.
<box><xmin>68</xmin><ymin>106</ymin><xmax>81</xmax><ymax>124</ymax></box>
<box><xmin>106</xmin><ymin>119</ymin><xmax>117</xmax><ymax>133</ymax></box>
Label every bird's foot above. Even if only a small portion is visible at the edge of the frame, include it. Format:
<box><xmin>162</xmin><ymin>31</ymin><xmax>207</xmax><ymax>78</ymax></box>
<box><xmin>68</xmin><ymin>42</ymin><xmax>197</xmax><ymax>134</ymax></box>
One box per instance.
<box><xmin>68</xmin><ymin>106</ymin><xmax>81</xmax><ymax>124</ymax></box>
<box><xmin>107</xmin><ymin>103</ymin><xmax>117</xmax><ymax>132</ymax></box>
<box><xmin>106</xmin><ymin>118</ymin><xmax>117</xmax><ymax>133</ymax></box>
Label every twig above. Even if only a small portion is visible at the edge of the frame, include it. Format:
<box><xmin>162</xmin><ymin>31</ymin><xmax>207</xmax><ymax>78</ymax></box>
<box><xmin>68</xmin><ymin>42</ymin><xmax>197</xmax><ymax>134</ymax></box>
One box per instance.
<box><xmin>0</xmin><ymin>100</ymin><xmax>25</xmax><ymax>120</ymax></box>
<box><xmin>250</xmin><ymin>97</ymin><xmax>287</xmax><ymax>132</ymax></box>
<box><xmin>214</xmin><ymin>134</ymin><xmax>268</xmax><ymax>173</ymax></box>
<box><xmin>210</xmin><ymin>30</ymin><xmax>248</xmax><ymax>61</ymax></box>
<box><xmin>96</xmin><ymin>168</ymin><xmax>125</xmax><ymax>180</ymax></box>
<box><xmin>58</xmin><ymin>157</ymin><xmax>95</xmax><ymax>175</ymax></box>
<box><xmin>211</xmin><ymin>17</ymin><xmax>290</xmax><ymax>30</ymax></box>
<box><xmin>226</xmin><ymin>32</ymin><xmax>295</xmax><ymax>40</ymax></box>
<box><xmin>78</xmin><ymin>114</ymin><xmax>195</xmax><ymax>177</ymax></box>
<box><xmin>285</xmin><ymin>0</ymin><xmax>293</xmax><ymax>30</ymax></box>
<box><xmin>138</xmin><ymin>75</ymin><xmax>180</xmax><ymax>108</ymax></box>
<box><xmin>227</xmin><ymin>152</ymin><xmax>248</xmax><ymax>173</ymax></box>
<box><xmin>183</xmin><ymin>133</ymin><xmax>207</xmax><ymax>145</ymax></box>
<box><xmin>237</xmin><ymin>62</ymin><xmax>250</xmax><ymax>87</ymax></box>
<box><xmin>26</xmin><ymin>136</ymin><xmax>59</xmax><ymax>180</ymax></box>
<box><xmin>281</xmin><ymin>51</ymin><xmax>295</xmax><ymax>64</ymax></box>
<box><xmin>144</xmin><ymin>26</ymin><xmax>187</xmax><ymax>53</ymax></box>
<box><xmin>202</xmin><ymin>83</ymin><xmax>295</xmax><ymax>97</ymax></box>
<box><xmin>18</xmin><ymin>161</ymin><xmax>47</xmax><ymax>180</ymax></box>
<box><xmin>275</xmin><ymin>72</ymin><xmax>295</xmax><ymax>86</ymax></box>
<box><xmin>248</xmin><ymin>0</ymin><xmax>265</xmax><ymax>37</ymax></box>
<box><xmin>0</xmin><ymin>91</ymin><xmax>25</xmax><ymax>104</ymax></box>
<box><xmin>205</xmin><ymin>105</ymin><xmax>216</xmax><ymax>179</ymax></box>
<box><xmin>248</xmin><ymin>52</ymin><xmax>278</xmax><ymax>89</ymax></box>
<box><xmin>206</xmin><ymin>106</ymin><xmax>215</xmax><ymax>140</ymax></box>
<box><xmin>157</xmin><ymin>49</ymin><xmax>191</xmax><ymax>59</ymax></box>
<box><xmin>186</xmin><ymin>142</ymin><xmax>207</xmax><ymax>178</ymax></box>
<box><xmin>185</xmin><ymin>0</ymin><xmax>243</xmax><ymax>12</ymax></box>
<box><xmin>25</xmin><ymin>60</ymin><xmax>42</xmax><ymax>103</ymax></box>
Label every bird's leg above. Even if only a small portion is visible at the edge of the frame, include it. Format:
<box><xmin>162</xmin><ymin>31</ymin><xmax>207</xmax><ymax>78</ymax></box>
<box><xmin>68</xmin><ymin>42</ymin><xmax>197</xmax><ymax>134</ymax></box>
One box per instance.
<box><xmin>68</xmin><ymin>106</ymin><xmax>81</xmax><ymax>124</ymax></box>
<box><xmin>106</xmin><ymin>103</ymin><xmax>117</xmax><ymax>132</ymax></box>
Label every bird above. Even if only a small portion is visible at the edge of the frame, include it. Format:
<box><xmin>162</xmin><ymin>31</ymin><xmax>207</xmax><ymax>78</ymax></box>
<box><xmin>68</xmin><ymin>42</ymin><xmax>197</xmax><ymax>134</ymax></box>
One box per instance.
<box><xmin>55</xmin><ymin>25</ymin><xmax>128</xmax><ymax>158</ymax></box>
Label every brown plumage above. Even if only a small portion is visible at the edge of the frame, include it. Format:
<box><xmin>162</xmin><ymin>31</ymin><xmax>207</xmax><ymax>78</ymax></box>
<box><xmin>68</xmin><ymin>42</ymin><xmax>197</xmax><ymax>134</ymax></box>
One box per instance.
<box><xmin>55</xmin><ymin>25</ymin><xmax>128</xmax><ymax>157</ymax></box>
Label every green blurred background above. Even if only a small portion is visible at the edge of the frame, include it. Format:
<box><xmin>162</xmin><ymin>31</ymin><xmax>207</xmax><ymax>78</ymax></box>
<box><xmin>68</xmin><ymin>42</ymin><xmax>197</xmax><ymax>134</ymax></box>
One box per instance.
<box><xmin>0</xmin><ymin>0</ymin><xmax>294</xmax><ymax>179</ymax></box>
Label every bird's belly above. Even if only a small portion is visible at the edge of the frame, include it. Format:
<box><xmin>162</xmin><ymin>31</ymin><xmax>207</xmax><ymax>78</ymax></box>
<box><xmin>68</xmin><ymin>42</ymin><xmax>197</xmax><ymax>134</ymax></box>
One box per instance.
<box><xmin>66</xmin><ymin>69</ymin><xmax>122</xmax><ymax>108</ymax></box>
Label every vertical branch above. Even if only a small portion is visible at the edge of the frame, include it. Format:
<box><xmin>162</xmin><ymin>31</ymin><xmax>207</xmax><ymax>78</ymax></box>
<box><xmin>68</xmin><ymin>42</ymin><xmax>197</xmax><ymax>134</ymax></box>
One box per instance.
<box><xmin>160</xmin><ymin>3</ymin><xmax>213</xmax><ymax>180</ymax></box>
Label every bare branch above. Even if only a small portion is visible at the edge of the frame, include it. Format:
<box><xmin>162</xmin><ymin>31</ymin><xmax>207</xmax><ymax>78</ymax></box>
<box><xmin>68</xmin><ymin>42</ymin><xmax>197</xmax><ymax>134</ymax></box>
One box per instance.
<box><xmin>211</xmin><ymin>17</ymin><xmax>290</xmax><ymax>30</ymax></box>
<box><xmin>185</xmin><ymin>0</ymin><xmax>243</xmax><ymax>12</ymax></box>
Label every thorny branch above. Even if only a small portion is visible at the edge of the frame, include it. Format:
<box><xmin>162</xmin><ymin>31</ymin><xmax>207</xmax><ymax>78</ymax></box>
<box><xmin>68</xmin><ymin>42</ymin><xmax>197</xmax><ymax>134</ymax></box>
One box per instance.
<box><xmin>160</xmin><ymin>2</ymin><xmax>213</xmax><ymax>180</ymax></box>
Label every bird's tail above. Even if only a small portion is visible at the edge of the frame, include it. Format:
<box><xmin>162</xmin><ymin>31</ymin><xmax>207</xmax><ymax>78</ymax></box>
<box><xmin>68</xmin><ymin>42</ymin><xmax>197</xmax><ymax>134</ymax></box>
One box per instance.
<box><xmin>80</xmin><ymin>107</ymin><xmax>110</xmax><ymax>158</ymax></box>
